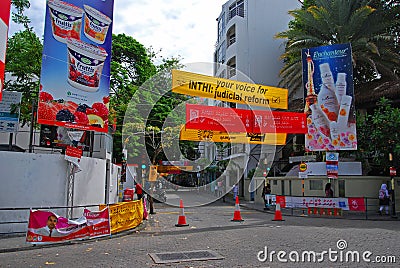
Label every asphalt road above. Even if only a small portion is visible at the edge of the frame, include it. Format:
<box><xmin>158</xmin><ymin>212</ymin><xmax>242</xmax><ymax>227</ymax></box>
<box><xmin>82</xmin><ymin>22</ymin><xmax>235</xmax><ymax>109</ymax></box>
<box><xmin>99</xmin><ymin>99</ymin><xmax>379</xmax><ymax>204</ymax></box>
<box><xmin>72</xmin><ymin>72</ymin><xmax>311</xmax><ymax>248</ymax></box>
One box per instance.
<box><xmin>1</xmin><ymin>194</ymin><xmax>399</xmax><ymax>268</ymax></box>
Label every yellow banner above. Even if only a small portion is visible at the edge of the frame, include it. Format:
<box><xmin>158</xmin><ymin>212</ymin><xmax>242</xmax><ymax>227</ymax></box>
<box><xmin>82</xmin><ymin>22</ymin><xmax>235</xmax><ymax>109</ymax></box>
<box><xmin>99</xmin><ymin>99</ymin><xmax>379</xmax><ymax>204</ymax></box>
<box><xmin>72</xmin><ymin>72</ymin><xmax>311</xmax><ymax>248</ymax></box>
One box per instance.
<box><xmin>172</xmin><ymin>69</ymin><xmax>288</xmax><ymax>109</ymax></box>
<box><xmin>99</xmin><ymin>200</ymin><xmax>143</xmax><ymax>234</ymax></box>
<box><xmin>149</xmin><ymin>165</ymin><xmax>158</xmax><ymax>182</ymax></box>
<box><xmin>179</xmin><ymin>126</ymin><xmax>287</xmax><ymax>145</ymax></box>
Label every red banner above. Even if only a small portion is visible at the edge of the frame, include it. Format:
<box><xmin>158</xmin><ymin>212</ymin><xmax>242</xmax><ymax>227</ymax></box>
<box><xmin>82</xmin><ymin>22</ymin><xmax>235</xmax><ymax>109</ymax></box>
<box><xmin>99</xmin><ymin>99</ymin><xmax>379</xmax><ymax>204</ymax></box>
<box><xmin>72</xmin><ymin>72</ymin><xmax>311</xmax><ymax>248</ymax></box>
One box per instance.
<box><xmin>186</xmin><ymin>104</ymin><xmax>307</xmax><ymax>134</ymax></box>
<box><xmin>347</xmin><ymin>197</ymin><xmax>365</xmax><ymax>212</ymax></box>
<box><xmin>26</xmin><ymin>208</ymin><xmax>110</xmax><ymax>244</ymax></box>
<box><xmin>0</xmin><ymin>0</ymin><xmax>12</xmax><ymax>101</ymax></box>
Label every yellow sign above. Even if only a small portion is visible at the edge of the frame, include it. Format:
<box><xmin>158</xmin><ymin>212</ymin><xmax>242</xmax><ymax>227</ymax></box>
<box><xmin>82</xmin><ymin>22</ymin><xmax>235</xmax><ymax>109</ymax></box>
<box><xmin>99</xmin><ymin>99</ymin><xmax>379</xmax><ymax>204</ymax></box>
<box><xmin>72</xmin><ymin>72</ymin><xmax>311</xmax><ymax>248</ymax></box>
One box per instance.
<box><xmin>149</xmin><ymin>165</ymin><xmax>158</xmax><ymax>182</ymax></box>
<box><xmin>172</xmin><ymin>69</ymin><xmax>288</xmax><ymax>109</ymax></box>
<box><xmin>299</xmin><ymin>163</ymin><xmax>308</xmax><ymax>172</ymax></box>
<box><xmin>179</xmin><ymin>126</ymin><xmax>287</xmax><ymax>145</ymax></box>
<box><xmin>157</xmin><ymin>165</ymin><xmax>193</xmax><ymax>173</ymax></box>
<box><xmin>99</xmin><ymin>200</ymin><xmax>143</xmax><ymax>234</ymax></box>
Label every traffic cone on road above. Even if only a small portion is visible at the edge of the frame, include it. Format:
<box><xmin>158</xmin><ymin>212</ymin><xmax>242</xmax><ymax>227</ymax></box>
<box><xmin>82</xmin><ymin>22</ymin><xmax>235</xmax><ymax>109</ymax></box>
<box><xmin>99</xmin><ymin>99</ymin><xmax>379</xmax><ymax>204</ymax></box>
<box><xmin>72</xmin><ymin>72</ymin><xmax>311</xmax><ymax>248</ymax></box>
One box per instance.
<box><xmin>175</xmin><ymin>199</ymin><xmax>189</xmax><ymax>227</ymax></box>
<box><xmin>272</xmin><ymin>203</ymin><xmax>284</xmax><ymax>221</ymax></box>
<box><xmin>231</xmin><ymin>196</ymin><xmax>244</xmax><ymax>222</ymax></box>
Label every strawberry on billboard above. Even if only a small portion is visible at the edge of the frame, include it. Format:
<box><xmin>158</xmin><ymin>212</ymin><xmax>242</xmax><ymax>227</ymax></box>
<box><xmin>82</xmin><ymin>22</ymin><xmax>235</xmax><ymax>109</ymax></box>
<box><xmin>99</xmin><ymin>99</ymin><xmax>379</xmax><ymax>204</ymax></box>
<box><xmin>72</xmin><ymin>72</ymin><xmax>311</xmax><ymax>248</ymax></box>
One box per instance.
<box><xmin>0</xmin><ymin>0</ymin><xmax>12</xmax><ymax>101</ymax></box>
<box><xmin>37</xmin><ymin>0</ymin><xmax>114</xmax><ymax>133</ymax></box>
<box><xmin>186</xmin><ymin>104</ymin><xmax>307</xmax><ymax>134</ymax></box>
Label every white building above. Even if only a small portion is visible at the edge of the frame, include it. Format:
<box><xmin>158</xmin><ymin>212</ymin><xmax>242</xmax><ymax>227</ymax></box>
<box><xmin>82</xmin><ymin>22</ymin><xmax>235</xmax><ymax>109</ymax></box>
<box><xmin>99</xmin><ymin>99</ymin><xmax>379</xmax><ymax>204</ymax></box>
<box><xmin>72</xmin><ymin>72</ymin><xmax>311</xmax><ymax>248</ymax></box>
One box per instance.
<box><xmin>209</xmin><ymin>0</ymin><xmax>301</xmax><ymax>197</ymax></box>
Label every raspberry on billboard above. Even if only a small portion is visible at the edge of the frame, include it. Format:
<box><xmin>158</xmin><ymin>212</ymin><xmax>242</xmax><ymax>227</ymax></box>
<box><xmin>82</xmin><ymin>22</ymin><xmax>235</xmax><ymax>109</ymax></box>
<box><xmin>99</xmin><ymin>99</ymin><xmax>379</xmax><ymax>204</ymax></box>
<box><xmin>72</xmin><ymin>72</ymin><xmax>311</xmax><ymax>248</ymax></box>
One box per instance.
<box><xmin>38</xmin><ymin>0</ymin><xmax>114</xmax><ymax>133</ymax></box>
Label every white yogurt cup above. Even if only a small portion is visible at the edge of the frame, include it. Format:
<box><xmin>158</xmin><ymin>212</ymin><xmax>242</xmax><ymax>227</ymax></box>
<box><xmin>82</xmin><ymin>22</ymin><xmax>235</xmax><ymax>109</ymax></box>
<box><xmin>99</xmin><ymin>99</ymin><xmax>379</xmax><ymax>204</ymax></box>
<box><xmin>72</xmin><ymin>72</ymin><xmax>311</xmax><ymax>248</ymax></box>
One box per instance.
<box><xmin>47</xmin><ymin>0</ymin><xmax>83</xmax><ymax>43</ymax></box>
<box><xmin>66</xmin><ymin>38</ymin><xmax>108</xmax><ymax>92</ymax></box>
<box><xmin>83</xmin><ymin>5</ymin><xmax>112</xmax><ymax>44</ymax></box>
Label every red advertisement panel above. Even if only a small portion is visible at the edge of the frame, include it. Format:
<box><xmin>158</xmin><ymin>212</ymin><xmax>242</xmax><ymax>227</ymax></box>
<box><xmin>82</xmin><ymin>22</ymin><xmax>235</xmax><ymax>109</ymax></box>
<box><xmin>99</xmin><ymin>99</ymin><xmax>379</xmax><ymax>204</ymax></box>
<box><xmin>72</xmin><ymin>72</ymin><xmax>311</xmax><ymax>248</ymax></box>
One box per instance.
<box><xmin>26</xmin><ymin>208</ymin><xmax>110</xmax><ymax>244</ymax></box>
<box><xmin>186</xmin><ymin>104</ymin><xmax>307</xmax><ymax>134</ymax></box>
<box><xmin>0</xmin><ymin>0</ymin><xmax>12</xmax><ymax>101</ymax></box>
<box><xmin>347</xmin><ymin>197</ymin><xmax>366</xmax><ymax>212</ymax></box>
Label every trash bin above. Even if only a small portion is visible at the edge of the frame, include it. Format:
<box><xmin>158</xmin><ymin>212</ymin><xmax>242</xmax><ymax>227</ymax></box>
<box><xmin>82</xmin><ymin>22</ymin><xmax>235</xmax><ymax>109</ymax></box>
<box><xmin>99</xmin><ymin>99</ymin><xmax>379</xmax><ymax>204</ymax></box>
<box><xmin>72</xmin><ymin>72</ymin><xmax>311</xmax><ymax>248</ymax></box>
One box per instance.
<box><xmin>123</xmin><ymin>188</ymin><xmax>135</xmax><ymax>201</ymax></box>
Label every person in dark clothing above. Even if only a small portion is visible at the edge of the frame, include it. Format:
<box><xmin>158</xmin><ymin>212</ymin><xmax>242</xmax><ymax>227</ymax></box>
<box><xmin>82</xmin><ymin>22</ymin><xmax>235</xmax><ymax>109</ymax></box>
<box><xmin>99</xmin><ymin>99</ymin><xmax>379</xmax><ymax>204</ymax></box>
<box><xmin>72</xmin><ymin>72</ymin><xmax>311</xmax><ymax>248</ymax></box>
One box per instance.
<box><xmin>262</xmin><ymin>183</ymin><xmax>272</xmax><ymax>210</ymax></box>
<box><xmin>325</xmin><ymin>183</ymin><xmax>333</xmax><ymax>197</ymax></box>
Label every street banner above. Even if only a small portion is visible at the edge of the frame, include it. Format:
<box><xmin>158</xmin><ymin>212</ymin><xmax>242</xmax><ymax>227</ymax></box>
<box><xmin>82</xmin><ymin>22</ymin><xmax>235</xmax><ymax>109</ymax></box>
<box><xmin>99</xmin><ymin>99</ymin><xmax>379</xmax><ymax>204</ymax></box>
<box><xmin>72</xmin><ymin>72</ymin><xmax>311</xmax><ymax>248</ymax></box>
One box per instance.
<box><xmin>326</xmin><ymin>152</ymin><xmax>339</xmax><ymax>179</ymax></box>
<box><xmin>277</xmin><ymin>195</ymin><xmax>365</xmax><ymax>212</ymax></box>
<box><xmin>38</xmin><ymin>0</ymin><xmax>114</xmax><ymax>133</ymax></box>
<box><xmin>0</xmin><ymin>0</ymin><xmax>11</xmax><ymax>101</ymax></box>
<box><xmin>172</xmin><ymin>70</ymin><xmax>288</xmax><ymax>109</ymax></box>
<box><xmin>302</xmin><ymin>43</ymin><xmax>357</xmax><ymax>151</ymax></box>
<box><xmin>186</xmin><ymin>104</ymin><xmax>307</xmax><ymax>134</ymax></box>
<box><xmin>179</xmin><ymin>126</ymin><xmax>287</xmax><ymax>145</ymax></box>
<box><xmin>26</xmin><ymin>208</ymin><xmax>111</xmax><ymax>244</ymax></box>
<box><xmin>0</xmin><ymin>91</ymin><xmax>22</xmax><ymax>133</ymax></box>
<box><xmin>99</xmin><ymin>200</ymin><xmax>143</xmax><ymax>234</ymax></box>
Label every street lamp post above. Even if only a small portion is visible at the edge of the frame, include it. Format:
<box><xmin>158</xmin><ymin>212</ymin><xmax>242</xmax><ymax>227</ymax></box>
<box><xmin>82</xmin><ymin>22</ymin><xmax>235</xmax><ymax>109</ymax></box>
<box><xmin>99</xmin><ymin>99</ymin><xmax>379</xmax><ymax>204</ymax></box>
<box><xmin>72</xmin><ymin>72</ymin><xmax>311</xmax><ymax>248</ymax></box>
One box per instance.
<box><xmin>389</xmin><ymin>152</ymin><xmax>397</xmax><ymax>218</ymax></box>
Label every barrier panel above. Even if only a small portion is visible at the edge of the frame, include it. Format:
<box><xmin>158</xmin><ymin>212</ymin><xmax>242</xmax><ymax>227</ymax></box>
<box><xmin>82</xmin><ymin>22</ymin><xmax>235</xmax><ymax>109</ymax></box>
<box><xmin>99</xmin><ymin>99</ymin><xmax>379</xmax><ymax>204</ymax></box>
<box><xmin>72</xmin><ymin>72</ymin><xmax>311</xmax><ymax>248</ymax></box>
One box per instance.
<box><xmin>100</xmin><ymin>200</ymin><xmax>143</xmax><ymax>234</ymax></box>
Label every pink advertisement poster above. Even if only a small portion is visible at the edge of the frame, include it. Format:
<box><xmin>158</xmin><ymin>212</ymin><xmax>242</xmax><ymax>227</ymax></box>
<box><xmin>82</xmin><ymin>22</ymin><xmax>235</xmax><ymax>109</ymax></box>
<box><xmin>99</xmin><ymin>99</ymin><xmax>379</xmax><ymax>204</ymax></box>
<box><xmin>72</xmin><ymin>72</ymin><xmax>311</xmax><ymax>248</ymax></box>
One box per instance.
<box><xmin>0</xmin><ymin>0</ymin><xmax>12</xmax><ymax>101</ymax></box>
<box><xmin>37</xmin><ymin>0</ymin><xmax>114</xmax><ymax>133</ymax></box>
<box><xmin>26</xmin><ymin>208</ymin><xmax>110</xmax><ymax>244</ymax></box>
<box><xmin>302</xmin><ymin>43</ymin><xmax>357</xmax><ymax>151</ymax></box>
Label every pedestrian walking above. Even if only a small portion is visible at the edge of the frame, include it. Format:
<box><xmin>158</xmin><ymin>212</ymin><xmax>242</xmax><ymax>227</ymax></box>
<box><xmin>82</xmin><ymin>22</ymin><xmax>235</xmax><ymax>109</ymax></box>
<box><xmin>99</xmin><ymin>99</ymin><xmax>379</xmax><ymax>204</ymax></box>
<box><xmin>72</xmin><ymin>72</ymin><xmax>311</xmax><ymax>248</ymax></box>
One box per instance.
<box><xmin>135</xmin><ymin>182</ymin><xmax>143</xmax><ymax>200</ymax></box>
<box><xmin>378</xmin><ymin>183</ymin><xmax>390</xmax><ymax>215</ymax></box>
<box><xmin>233</xmin><ymin>184</ymin><xmax>238</xmax><ymax>200</ymax></box>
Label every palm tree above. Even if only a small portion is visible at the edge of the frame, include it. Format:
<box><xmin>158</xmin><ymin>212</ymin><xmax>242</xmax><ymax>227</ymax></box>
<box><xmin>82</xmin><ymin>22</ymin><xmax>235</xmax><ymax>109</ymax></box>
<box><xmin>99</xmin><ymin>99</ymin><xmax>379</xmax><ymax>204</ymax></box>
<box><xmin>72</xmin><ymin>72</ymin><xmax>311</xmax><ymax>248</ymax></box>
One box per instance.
<box><xmin>275</xmin><ymin>0</ymin><xmax>400</xmax><ymax>94</ymax></box>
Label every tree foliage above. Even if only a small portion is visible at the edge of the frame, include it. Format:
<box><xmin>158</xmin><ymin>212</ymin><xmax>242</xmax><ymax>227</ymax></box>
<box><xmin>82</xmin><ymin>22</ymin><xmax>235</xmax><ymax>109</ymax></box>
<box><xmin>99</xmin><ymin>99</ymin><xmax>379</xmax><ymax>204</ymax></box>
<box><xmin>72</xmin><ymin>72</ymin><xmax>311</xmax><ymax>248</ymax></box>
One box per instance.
<box><xmin>276</xmin><ymin>0</ymin><xmax>400</xmax><ymax>91</ymax></box>
<box><xmin>356</xmin><ymin>97</ymin><xmax>400</xmax><ymax>171</ymax></box>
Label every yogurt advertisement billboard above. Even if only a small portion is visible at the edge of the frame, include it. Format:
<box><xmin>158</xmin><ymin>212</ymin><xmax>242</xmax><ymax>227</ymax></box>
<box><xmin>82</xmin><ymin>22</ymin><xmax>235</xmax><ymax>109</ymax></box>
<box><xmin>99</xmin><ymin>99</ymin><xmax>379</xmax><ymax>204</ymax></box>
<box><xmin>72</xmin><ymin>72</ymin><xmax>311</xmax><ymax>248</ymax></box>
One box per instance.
<box><xmin>38</xmin><ymin>0</ymin><xmax>114</xmax><ymax>133</ymax></box>
<box><xmin>302</xmin><ymin>43</ymin><xmax>357</xmax><ymax>151</ymax></box>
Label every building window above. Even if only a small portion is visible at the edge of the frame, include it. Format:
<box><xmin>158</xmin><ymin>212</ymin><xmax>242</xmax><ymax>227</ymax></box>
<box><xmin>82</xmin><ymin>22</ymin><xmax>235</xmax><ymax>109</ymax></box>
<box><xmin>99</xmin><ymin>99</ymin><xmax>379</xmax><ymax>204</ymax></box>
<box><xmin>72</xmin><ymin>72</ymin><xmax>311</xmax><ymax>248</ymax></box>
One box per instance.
<box><xmin>227</xmin><ymin>25</ymin><xmax>236</xmax><ymax>47</ymax></box>
<box><xmin>309</xmin><ymin>180</ymin><xmax>323</xmax><ymax>190</ymax></box>
<box><xmin>229</xmin><ymin>0</ymin><xmax>244</xmax><ymax>21</ymax></box>
<box><xmin>217</xmin><ymin>12</ymin><xmax>225</xmax><ymax>43</ymax></box>
<box><xmin>227</xmin><ymin>56</ymin><xmax>236</xmax><ymax>78</ymax></box>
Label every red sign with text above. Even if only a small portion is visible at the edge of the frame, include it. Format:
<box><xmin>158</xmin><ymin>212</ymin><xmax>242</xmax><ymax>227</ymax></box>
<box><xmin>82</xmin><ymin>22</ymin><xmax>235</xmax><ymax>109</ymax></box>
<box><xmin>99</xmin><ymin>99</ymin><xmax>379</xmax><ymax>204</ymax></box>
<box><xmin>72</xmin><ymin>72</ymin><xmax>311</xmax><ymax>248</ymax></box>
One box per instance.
<box><xmin>186</xmin><ymin>104</ymin><xmax>307</xmax><ymax>134</ymax></box>
<box><xmin>0</xmin><ymin>0</ymin><xmax>12</xmax><ymax>101</ymax></box>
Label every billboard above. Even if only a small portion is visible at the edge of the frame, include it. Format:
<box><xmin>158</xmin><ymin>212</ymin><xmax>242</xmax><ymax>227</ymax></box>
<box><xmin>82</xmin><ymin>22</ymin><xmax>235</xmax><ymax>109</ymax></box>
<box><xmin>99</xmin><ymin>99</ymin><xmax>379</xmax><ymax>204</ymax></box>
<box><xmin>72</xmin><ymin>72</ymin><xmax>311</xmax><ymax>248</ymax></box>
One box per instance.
<box><xmin>0</xmin><ymin>0</ymin><xmax>11</xmax><ymax>101</ymax></box>
<box><xmin>37</xmin><ymin>0</ymin><xmax>114</xmax><ymax>133</ymax></box>
<box><xmin>186</xmin><ymin>104</ymin><xmax>307</xmax><ymax>134</ymax></box>
<box><xmin>172</xmin><ymin>70</ymin><xmax>288</xmax><ymax>109</ymax></box>
<box><xmin>302</xmin><ymin>43</ymin><xmax>357</xmax><ymax>151</ymax></box>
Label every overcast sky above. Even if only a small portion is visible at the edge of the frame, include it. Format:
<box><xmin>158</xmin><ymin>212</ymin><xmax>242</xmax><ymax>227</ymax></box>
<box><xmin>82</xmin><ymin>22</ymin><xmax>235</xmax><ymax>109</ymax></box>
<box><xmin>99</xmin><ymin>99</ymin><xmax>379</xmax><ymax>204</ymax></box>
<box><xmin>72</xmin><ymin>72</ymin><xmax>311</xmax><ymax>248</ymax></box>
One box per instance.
<box><xmin>9</xmin><ymin>0</ymin><xmax>228</xmax><ymax>65</ymax></box>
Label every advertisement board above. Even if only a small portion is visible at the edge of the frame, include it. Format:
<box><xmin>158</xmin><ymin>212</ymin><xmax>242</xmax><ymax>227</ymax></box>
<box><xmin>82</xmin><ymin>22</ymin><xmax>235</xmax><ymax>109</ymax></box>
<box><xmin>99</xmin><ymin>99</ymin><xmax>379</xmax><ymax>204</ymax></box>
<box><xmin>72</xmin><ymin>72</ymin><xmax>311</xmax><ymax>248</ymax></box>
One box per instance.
<box><xmin>0</xmin><ymin>0</ymin><xmax>11</xmax><ymax>101</ymax></box>
<box><xmin>37</xmin><ymin>0</ymin><xmax>114</xmax><ymax>133</ymax></box>
<box><xmin>302</xmin><ymin>43</ymin><xmax>357</xmax><ymax>151</ymax></box>
<box><xmin>186</xmin><ymin>104</ymin><xmax>306</xmax><ymax>134</ymax></box>
<box><xmin>0</xmin><ymin>91</ymin><xmax>22</xmax><ymax>133</ymax></box>
<box><xmin>172</xmin><ymin>70</ymin><xmax>288</xmax><ymax>109</ymax></box>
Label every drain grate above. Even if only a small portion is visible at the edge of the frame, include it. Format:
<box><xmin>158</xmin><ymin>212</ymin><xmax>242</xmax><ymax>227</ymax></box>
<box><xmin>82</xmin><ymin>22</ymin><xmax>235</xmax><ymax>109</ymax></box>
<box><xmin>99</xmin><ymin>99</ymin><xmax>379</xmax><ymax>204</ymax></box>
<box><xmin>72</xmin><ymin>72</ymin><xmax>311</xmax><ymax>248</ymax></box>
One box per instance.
<box><xmin>149</xmin><ymin>250</ymin><xmax>224</xmax><ymax>264</ymax></box>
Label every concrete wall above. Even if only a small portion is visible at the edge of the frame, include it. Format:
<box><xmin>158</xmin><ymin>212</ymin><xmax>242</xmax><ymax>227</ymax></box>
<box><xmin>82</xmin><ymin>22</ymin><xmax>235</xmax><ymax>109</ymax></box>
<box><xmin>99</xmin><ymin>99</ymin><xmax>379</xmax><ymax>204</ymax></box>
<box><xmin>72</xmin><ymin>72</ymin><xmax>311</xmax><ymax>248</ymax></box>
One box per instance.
<box><xmin>0</xmin><ymin>151</ymin><xmax>120</xmax><ymax>234</ymax></box>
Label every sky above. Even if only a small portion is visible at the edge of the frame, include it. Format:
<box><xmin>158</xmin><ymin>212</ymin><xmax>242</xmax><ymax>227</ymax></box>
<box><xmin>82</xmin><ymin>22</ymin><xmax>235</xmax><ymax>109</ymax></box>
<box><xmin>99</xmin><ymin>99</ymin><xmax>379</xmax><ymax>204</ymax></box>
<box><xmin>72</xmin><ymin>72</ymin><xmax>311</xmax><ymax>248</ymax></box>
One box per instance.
<box><xmin>9</xmin><ymin>0</ymin><xmax>228</xmax><ymax>65</ymax></box>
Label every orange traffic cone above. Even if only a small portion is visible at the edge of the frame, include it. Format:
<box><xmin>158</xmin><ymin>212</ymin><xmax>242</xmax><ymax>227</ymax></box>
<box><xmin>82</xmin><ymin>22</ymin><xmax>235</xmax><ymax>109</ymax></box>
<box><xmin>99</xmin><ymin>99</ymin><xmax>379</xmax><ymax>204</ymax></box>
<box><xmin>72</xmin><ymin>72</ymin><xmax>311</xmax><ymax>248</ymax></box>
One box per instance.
<box><xmin>231</xmin><ymin>196</ymin><xmax>244</xmax><ymax>222</ymax></box>
<box><xmin>175</xmin><ymin>199</ymin><xmax>189</xmax><ymax>227</ymax></box>
<box><xmin>272</xmin><ymin>203</ymin><xmax>285</xmax><ymax>221</ymax></box>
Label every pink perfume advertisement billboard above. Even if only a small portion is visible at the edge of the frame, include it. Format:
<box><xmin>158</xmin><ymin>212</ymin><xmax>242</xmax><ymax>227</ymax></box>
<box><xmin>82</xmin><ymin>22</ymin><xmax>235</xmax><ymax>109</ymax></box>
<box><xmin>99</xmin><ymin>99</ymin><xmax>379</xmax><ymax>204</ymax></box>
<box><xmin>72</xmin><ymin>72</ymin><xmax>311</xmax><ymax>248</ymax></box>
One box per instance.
<box><xmin>302</xmin><ymin>43</ymin><xmax>357</xmax><ymax>151</ymax></box>
<box><xmin>38</xmin><ymin>0</ymin><xmax>114</xmax><ymax>133</ymax></box>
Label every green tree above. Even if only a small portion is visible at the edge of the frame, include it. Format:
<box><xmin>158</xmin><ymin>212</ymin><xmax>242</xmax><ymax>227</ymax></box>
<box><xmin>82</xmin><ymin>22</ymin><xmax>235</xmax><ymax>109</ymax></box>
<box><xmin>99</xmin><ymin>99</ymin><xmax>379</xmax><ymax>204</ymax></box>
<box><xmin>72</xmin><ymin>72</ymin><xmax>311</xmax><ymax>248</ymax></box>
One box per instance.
<box><xmin>275</xmin><ymin>0</ymin><xmax>400</xmax><ymax>91</ymax></box>
<box><xmin>356</xmin><ymin>97</ymin><xmax>400</xmax><ymax>172</ymax></box>
<box><xmin>5</xmin><ymin>1</ymin><xmax>42</xmax><ymax>125</ymax></box>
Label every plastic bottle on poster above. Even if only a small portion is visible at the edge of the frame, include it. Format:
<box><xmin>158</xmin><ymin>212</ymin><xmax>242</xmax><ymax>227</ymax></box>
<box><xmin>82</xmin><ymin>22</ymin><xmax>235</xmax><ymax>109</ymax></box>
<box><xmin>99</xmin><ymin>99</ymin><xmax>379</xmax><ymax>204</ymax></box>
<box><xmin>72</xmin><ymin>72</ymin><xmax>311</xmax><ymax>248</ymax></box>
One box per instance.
<box><xmin>335</xmin><ymin>73</ymin><xmax>347</xmax><ymax>104</ymax></box>
<box><xmin>319</xmin><ymin>63</ymin><xmax>336</xmax><ymax>91</ymax></box>
<box><xmin>317</xmin><ymin>83</ymin><xmax>339</xmax><ymax>122</ymax></box>
<box><xmin>330</xmin><ymin>121</ymin><xmax>340</xmax><ymax>142</ymax></box>
<box><xmin>337</xmin><ymin>95</ymin><xmax>352</xmax><ymax>130</ymax></box>
<box><xmin>310</xmin><ymin>104</ymin><xmax>330</xmax><ymax>137</ymax></box>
